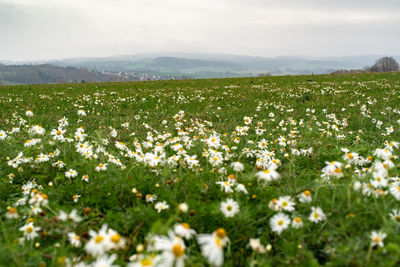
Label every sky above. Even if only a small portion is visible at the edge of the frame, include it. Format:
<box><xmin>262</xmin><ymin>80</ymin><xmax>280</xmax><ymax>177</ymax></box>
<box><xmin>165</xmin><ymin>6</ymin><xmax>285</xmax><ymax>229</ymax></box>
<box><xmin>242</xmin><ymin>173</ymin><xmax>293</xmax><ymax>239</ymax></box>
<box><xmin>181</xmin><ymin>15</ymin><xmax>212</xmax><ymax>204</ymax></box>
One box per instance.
<box><xmin>0</xmin><ymin>0</ymin><xmax>399</xmax><ymax>61</ymax></box>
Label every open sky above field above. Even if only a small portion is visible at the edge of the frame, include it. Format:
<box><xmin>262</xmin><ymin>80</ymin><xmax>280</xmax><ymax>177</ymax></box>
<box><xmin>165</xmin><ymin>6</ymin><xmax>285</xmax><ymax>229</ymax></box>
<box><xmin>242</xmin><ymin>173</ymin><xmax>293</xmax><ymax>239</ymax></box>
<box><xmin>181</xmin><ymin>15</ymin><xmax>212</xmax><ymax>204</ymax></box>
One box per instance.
<box><xmin>1</xmin><ymin>0</ymin><xmax>400</xmax><ymax>61</ymax></box>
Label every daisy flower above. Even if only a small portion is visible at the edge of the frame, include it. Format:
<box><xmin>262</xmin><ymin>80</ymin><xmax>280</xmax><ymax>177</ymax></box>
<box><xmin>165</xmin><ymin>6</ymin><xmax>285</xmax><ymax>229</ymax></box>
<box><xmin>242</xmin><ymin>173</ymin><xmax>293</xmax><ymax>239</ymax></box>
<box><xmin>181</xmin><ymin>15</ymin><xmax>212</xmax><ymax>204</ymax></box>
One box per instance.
<box><xmin>155</xmin><ymin>201</ymin><xmax>169</xmax><ymax>213</ymax></box>
<box><xmin>292</xmin><ymin>216</ymin><xmax>304</xmax><ymax>228</ymax></box>
<box><xmin>371</xmin><ymin>231</ymin><xmax>386</xmax><ymax>247</ymax></box>
<box><xmin>174</xmin><ymin>223</ymin><xmax>197</xmax><ymax>240</ymax></box>
<box><xmin>6</xmin><ymin>207</ymin><xmax>18</xmax><ymax>219</ymax></box>
<box><xmin>309</xmin><ymin>207</ymin><xmax>327</xmax><ymax>223</ymax></box>
<box><xmin>95</xmin><ymin>163</ymin><xmax>108</xmax><ymax>172</ymax></box>
<box><xmin>215</xmin><ymin>181</ymin><xmax>234</xmax><ymax>193</ymax></box>
<box><xmin>149</xmin><ymin>232</ymin><xmax>186</xmax><ymax>267</ymax></box>
<box><xmin>298</xmin><ymin>190</ymin><xmax>312</xmax><ymax>203</ymax></box>
<box><xmin>389</xmin><ymin>209</ymin><xmax>400</xmax><ymax>223</ymax></box>
<box><xmin>276</xmin><ymin>196</ymin><xmax>295</xmax><ymax>212</ymax></box>
<box><xmin>91</xmin><ymin>254</ymin><xmax>119</xmax><ymax>267</ymax></box>
<box><xmin>145</xmin><ymin>194</ymin><xmax>157</xmax><ymax>203</ymax></box>
<box><xmin>220</xmin><ymin>198</ymin><xmax>240</xmax><ymax>218</ymax></box>
<box><xmin>270</xmin><ymin>212</ymin><xmax>290</xmax><ymax>235</ymax></box>
<box><xmin>19</xmin><ymin>222</ymin><xmax>40</xmax><ymax>240</ymax></box>
<box><xmin>255</xmin><ymin>164</ymin><xmax>280</xmax><ymax>183</ymax></box>
<box><xmin>65</xmin><ymin>169</ymin><xmax>78</xmax><ymax>178</ymax></box>
<box><xmin>72</xmin><ymin>194</ymin><xmax>81</xmax><ymax>203</ymax></box>
<box><xmin>197</xmin><ymin>228</ymin><xmax>229</xmax><ymax>267</ymax></box>
<box><xmin>389</xmin><ymin>185</ymin><xmax>400</xmax><ymax>200</ymax></box>
<box><xmin>85</xmin><ymin>224</ymin><xmax>109</xmax><ymax>256</ymax></box>
<box><xmin>230</xmin><ymin>161</ymin><xmax>244</xmax><ymax>172</ymax></box>
<box><xmin>68</xmin><ymin>232</ymin><xmax>82</xmax><ymax>247</ymax></box>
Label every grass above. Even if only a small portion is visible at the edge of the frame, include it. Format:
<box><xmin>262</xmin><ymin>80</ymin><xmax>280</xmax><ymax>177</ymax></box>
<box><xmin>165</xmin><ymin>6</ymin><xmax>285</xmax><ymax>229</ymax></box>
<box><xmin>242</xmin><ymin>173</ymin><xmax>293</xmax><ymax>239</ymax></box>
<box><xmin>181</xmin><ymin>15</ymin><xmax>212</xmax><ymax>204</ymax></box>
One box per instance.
<box><xmin>0</xmin><ymin>72</ymin><xmax>400</xmax><ymax>266</ymax></box>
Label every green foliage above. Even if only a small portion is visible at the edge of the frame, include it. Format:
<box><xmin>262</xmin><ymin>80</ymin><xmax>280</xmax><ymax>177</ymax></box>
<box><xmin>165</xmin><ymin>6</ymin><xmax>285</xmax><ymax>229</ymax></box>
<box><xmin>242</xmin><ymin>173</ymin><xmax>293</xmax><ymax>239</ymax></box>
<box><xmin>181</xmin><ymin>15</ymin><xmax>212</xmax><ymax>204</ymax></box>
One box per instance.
<box><xmin>0</xmin><ymin>72</ymin><xmax>400</xmax><ymax>266</ymax></box>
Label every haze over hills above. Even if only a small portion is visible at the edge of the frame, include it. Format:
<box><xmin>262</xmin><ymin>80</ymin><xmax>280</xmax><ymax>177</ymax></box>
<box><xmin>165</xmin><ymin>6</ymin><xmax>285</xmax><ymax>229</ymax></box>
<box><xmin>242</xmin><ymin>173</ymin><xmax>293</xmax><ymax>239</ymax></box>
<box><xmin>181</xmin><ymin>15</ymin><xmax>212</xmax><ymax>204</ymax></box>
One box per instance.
<box><xmin>1</xmin><ymin>53</ymin><xmax>399</xmax><ymax>85</ymax></box>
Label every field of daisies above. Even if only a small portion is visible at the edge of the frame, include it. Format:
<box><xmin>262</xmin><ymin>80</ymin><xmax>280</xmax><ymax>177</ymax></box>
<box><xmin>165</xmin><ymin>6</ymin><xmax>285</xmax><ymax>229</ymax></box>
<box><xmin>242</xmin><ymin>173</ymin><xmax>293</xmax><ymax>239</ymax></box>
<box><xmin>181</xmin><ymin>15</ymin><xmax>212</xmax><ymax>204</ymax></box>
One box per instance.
<box><xmin>1</xmin><ymin>72</ymin><xmax>400</xmax><ymax>266</ymax></box>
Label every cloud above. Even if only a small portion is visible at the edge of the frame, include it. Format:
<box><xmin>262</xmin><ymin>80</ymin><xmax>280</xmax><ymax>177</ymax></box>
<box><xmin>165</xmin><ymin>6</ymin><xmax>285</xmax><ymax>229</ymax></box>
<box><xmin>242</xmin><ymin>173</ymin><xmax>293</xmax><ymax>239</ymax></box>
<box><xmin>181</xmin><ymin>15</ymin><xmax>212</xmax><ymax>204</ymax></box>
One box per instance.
<box><xmin>0</xmin><ymin>0</ymin><xmax>399</xmax><ymax>61</ymax></box>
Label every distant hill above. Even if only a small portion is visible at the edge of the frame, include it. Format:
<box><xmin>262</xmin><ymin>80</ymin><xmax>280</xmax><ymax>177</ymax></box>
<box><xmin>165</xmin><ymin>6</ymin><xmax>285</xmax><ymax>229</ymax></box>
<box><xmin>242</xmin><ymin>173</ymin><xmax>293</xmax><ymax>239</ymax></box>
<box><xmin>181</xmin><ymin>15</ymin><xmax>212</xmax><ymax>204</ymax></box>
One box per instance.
<box><xmin>1</xmin><ymin>53</ymin><xmax>400</xmax><ymax>83</ymax></box>
<box><xmin>0</xmin><ymin>63</ymin><xmax>132</xmax><ymax>85</ymax></box>
<box><xmin>44</xmin><ymin>53</ymin><xmax>400</xmax><ymax>76</ymax></box>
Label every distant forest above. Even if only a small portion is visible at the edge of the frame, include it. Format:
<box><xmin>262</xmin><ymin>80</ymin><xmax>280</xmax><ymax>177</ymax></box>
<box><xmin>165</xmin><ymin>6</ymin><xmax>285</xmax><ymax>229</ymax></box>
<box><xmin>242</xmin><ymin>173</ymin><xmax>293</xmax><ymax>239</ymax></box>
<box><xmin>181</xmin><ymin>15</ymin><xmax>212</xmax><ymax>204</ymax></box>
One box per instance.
<box><xmin>0</xmin><ymin>64</ymin><xmax>126</xmax><ymax>85</ymax></box>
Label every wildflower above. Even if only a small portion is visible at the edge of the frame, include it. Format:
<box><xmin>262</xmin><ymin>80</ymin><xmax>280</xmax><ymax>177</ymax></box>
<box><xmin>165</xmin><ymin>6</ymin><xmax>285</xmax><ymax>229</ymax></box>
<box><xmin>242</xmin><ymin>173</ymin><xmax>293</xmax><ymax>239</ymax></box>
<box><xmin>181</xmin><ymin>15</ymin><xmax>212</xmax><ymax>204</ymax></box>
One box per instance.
<box><xmin>374</xmin><ymin>148</ymin><xmax>392</xmax><ymax>161</ymax></box>
<box><xmin>65</xmin><ymin>169</ymin><xmax>78</xmax><ymax>178</ymax></box>
<box><xmin>25</xmin><ymin>110</ymin><xmax>34</xmax><ymax>117</ymax></box>
<box><xmin>270</xmin><ymin>212</ymin><xmax>290</xmax><ymax>235</ymax></box>
<box><xmin>321</xmin><ymin>161</ymin><xmax>344</xmax><ymax>180</ymax></box>
<box><xmin>82</xmin><ymin>174</ymin><xmax>89</xmax><ymax>182</ymax></box>
<box><xmin>371</xmin><ymin>231</ymin><xmax>386</xmax><ymax>247</ymax></box>
<box><xmin>77</xmin><ymin>110</ymin><xmax>87</xmax><ymax>116</ymax></box>
<box><xmin>298</xmin><ymin>190</ymin><xmax>312</xmax><ymax>203</ymax></box>
<box><xmin>309</xmin><ymin>207</ymin><xmax>326</xmax><ymax>223</ymax></box>
<box><xmin>95</xmin><ymin>163</ymin><xmax>108</xmax><ymax>172</ymax></box>
<box><xmin>0</xmin><ymin>130</ymin><xmax>7</xmax><ymax>140</ymax></box>
<box><xmin>236</xmin><ymin>183</ymin><xmax>248</xmax><ymax>194</ymax></box>
<box><xmin>155</xmin><ymin>201</ymin><xmax>169</xmax><ymax>213</ymax></box>
<box><xmin>106</xmin><ymin>228</ymin><xmax>126</xmax><ymax>250</ymax></box>
<box><xmin>255</xmin><ymin>164</ymin><xmax>280</xmax><ymax>183</ymax></box>
<box><xmin>85</xmin><ymin>224</ymin><xmax>109</xmax><ymax>256</ymax></box>
<box><xmin>19</xmin><ymin>222</ymin><xmax>40</xmax><ymax>240</ymax></box>
<box><xmin>230</xmin><ymin>161</ymin><xmax>244</xmax><ymax>172</ymax></box>
<box><xmin>58</xmin><ymin>209</ymin><xmax>82</xmax><ymax>223</ymax></box>
<box><xmin>178</xmin><ymin>203</ymin><xmax>188</xmax><ymax>213</ymax></box>
<box><xmin>127</xmin><ymin>255</ymin><xmax>160</xmax><ymax>267</ymax></box>
<box><xmin>72</xmin><ymin>195</ymin><xmax>81</xmax><ymax>203</ymax></box>
<box><xmin>174</xmin><ymin>223</ymin><xmax>197</xmax><ymax>240</ymax></box>
<box><xmin>292</xmin><ymin>216</ymin><xmax>304</xmax><ymax>228</ymax></box>
<box><xmin>389</xmin><ymin>185</ymin><xmax>400</xmax><ymax>200</ymax></box>
<box><xmin>68</xmin><ymin>232</ymin><xmax>82</xmax><ymax>247</ymax></box>
<box><xmin>249</xmin><ymin>238</ymin><xmax>265</xmax><ymax>254</ymax></box>
<box><xmin>6</xmin><ymin>207</ymin><xmax>18</xmax><ymax>219</ymax></box>
<box><xmin>145</xmin><ymin>194</ymin><xmax>157</xmax><ymax>203</ymax></box>
<box><xmin>197</xmin><ymin>228</ymin><xmax>229</xmax><ymax>266</ymax></box>
<box><xmin>51</xmin><ymin>128</ymin><xmax>66</xmax><ymax>141</ymax></box>
<box><xmin>150</xmin><ymin>232</ymin><xmax>186</xmax><ymax>267</ymax></box>
<box><xmin>91</xmin><ymin>254</ymin><xmax>119</xmax><ymax>267</ymax></box>
<box><xmin>276</xmin><ymin>196</ymin><xmax>296</xmax><ymax>212</ymax></box>
<box><xmin>389</xmin><ymin>209</ymin><xmax>400</xmax><ymax>223</ymax></box>
<box><xmin>220</xmin><ymin>199</ymin><xmax>239</xmax><ymax>218</ymax></box>
<box><xmin>215</xmin><ymin>181</ymin><xmax>234</xmax><ymax>193</ymax></box>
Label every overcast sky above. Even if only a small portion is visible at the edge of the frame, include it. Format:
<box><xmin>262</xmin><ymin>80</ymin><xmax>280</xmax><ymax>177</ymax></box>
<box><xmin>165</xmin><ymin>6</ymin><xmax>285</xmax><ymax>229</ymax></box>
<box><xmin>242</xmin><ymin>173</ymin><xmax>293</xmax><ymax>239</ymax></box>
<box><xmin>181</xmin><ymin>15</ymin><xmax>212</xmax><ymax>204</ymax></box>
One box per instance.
<box><xmin>1</xmin><ymin>0</ymin><xmax>399</xmax><ymax>61</ymax></box>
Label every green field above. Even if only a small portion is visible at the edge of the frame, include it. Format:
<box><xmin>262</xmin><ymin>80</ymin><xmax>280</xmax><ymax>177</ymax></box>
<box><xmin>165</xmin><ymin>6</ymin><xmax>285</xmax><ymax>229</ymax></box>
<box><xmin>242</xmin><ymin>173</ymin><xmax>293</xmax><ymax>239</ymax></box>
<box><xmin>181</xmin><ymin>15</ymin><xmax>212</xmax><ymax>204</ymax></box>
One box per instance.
<box><xmin>1</xmin><ymin>72</ymin><xmax>400</xmax><ymax>266</ymax></box>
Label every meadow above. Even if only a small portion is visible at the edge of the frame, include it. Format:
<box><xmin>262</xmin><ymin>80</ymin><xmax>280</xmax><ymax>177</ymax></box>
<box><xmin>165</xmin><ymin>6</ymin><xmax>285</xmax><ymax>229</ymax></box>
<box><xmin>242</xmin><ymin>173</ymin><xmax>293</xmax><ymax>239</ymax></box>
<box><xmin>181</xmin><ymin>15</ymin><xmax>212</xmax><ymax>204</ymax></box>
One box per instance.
<box><xmin>1</xmin><ymin>72</ymin><xmax>400</xmax><ymax>266</ymax></box>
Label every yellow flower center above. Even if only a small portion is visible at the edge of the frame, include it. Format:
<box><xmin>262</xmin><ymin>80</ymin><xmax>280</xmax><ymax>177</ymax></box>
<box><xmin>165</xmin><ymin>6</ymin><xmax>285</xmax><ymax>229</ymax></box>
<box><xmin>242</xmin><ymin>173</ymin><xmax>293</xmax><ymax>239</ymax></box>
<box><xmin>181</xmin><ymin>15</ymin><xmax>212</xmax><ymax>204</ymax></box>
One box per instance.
<box><xmin>7</xmin><ymin>207</ymin><xmax>17</xmax><ymax>214</ymax></box>
<box><xmin>295</xmin><ymin>217</ymin><xmax>302</xmax><ymax>223</ymax></box>
<box><xmin>282</xmin><ymin>201</ymin><xmax>288</xmax><ymax>207</ymax></box>
<box><xmin>263</xmin><ymin>169</ymin><xmax>270</xmax><ymax>174</ymax></box>
<box><xmin>140</xmin><ymin>259</ymin><xmax>153</xmax><ymax>266</ymax></box>
<box><xmin>111</xmin><ymin>234</ymin><xmax>121</xmax><ymax>243</ymax></box>
<box><xmin>56</xmin><ymin>130</ymin><xmax>62</xmax><ymax>135</ymax></box>
<box><xmin>314</xmin><ymin>213</ymin><xmax>319</xmax><ymax>219</ymax></box>
<box><xmin>74</xmin><ymin>235</ymin><xmax>80</xmax><ymax>240</ymax></box>
<box><xmin>26</xmin><ymin>227</ymin><xmax>33</xmax><ymax>233</ymax></box>
<box><xmin>304</xmin><ymin>190</ymin><xmax>311</xmax><ymax>196</ymax></box>
<box><xmin>181</xmin><ymin>223</ymin><xmax>190</xmax><ymax>229</ymax></box>
<box><xmin>227</xmin><ymin>205</ymin><xmax>232</xmax><ymax>211</ymax></box>
<box><xmin>278</xmin><ymin>220</ymin><xmax>284</xmax><ymax>226</ymax></box>
<box><xmin>215</xmin><ymin>228</ymin><xmax>226</xmax><ymax>239</ymax></box>
<box><xmin>334</xmin><ymin>168</ymin><xmax>342</xmax><ymax>173</ymax></box>
<box><xmin>374</xmin><ymin>237</ymin><xmax>381</xmax><ymax>243</ymax></box>
<box><xmin>215</xmin><ymin>237</ymin><xmax>222</xmax><ymax>247</ymax></box>
<box><xmin>172</xmin><ymin>244</ymin><xmax>185</xmax><ymax>257</ymax></box>
<box><xmin>95</xmin><ymin>235</ymin><xmax>104</xmax><ymax>243</ymax></box>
